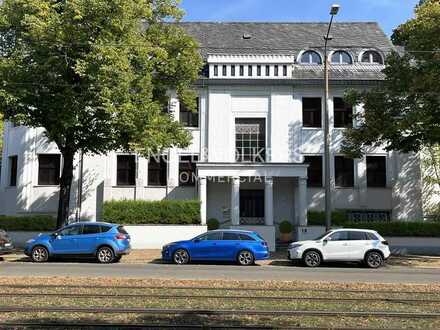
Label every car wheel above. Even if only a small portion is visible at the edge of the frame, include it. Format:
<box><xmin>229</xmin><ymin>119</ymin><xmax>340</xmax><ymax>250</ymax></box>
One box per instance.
<box><xmin>237</xmin><ymin>250</ymin><xmax>255</xmax><ymax>266</ymax></box>
<box><xmin>303</xmin><ymin>250</ymin><xmax>321</xmax><ymax>267</ymax></box>
<box><xmin>365</xmin><ymin>251</ymin><xmax>383</xmax><ymax>269</ymax></box>
<box><xmin>173</xmin><ymin>249</ymin><xmax>190</xmax><ymax>265</ymax></box>
<box><xmin>31</xmin><ymin>246</ymin><xmax>49</xmax><ymax>263</ymax></box>
<box><xmin>96</xmin><ymin>246</ymin><xmax>115</xmax><ymax>264</ymax></box>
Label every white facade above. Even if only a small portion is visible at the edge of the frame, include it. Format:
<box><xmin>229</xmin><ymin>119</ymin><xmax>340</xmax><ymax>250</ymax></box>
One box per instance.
<box><xmin>0</xmin><ymin>28</ymin><xmax>425</xmax><ymax>247</ymax></box>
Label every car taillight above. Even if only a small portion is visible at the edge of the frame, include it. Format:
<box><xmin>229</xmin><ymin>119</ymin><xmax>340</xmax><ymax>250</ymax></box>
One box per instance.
<box><xmin>115</xmin><ymin>233</ymin><xmax>127</xmax><ymax>240</ymax></box>
<box><xmin>382</xmin><ymin>240</ymin><xmax>389</xmax><ymax>246</ymax></box>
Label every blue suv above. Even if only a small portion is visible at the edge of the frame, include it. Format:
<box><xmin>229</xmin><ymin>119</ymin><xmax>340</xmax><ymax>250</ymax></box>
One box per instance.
<box><xmin>162</xmin><ymin>229</ymin><xmax>269</xmax><ymax>265</ymax></box>
<box><xmin>24</xmin><ymin>222</ymin><xmax>131</xmax><ymax>263</ymax></box>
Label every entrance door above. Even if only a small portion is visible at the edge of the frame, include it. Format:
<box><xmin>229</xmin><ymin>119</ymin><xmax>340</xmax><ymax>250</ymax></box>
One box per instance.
<box><xmin>240</xmin><ymin>189</ymin><xmax>264</xmax><ymax>224</ymax></box>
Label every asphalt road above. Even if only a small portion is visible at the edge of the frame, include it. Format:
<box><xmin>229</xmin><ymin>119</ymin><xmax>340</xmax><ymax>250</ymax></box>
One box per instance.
<box><xmin>1</xmin><ymin>262</ymin><xmax>439</xmax><ymax>284</ymax></box>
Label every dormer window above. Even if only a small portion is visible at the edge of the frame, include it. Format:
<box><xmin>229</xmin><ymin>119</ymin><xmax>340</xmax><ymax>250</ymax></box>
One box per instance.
<box><xmin>300</xmin><ymin>51</ymin><xmax>322</xmax><ymax>65</ymax></box>
<box><xmin>331</xmin><ymin>51</ymin><xmax>352</xmax><ymax>64</ymax></box>
<box><xmin>361</xmin><ymin>50</ymin><xmax>384</xmax><ymax>64</ymax></box>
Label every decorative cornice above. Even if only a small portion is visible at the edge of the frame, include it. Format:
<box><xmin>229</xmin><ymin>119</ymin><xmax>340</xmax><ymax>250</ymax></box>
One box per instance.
<box><xmin>207</xmin><ymin>54</ymin><xmax>295</xmax><ymax>64</ymax></box>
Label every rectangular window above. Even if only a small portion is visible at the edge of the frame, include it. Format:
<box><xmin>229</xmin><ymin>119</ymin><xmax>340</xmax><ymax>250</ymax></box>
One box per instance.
<box><xmin>9</xmin><ymin>156</ymin><xmax>17</xmax><ymax>187</ymax></box>
<box><xmin>222</xmin><ymin>65</ymin><xmax>227</xmax><ymax>76</ymax></box>
<box><xmin>179</xmin><ymin>98</ymin><xmax>199</xmax><ymax>128</ymax></box>
<box><xmin>283</xmin><ymin>65</ymin><xmax>288</xmax><ymax>76</ymax></box>
<box><xmin>148</xmin><ymin>156</ymin><xmax>167</xmax><ymax>186</ymax></box>
<box><xmin>335</xmin><ymin>156</ymin><xmax>354</xmax><ymax>188</ymax></box>
<box><xmin>367</xmin><ymin>156</ymin><xmax>387</xmax><ymax>188</ymax></box>
<box><xmin>235</xmin><ymin>118</ymin><xmax>266</xmax><ymax>163</ymax></box>
<box><xmin>334</xmin><ymin>97</ymin><xmax>353</xmax><ymax>128</ymax></box>
<box><xmin>265</xmin><ymin>65</ymin><xmax>270</xmax><ymax>76</ymax></box>
<box><xmin>302</xmin><ymin>97</ymin><xmax>322</xmax><ymax>128</ymax></box>
<box><xmin>304</xmin><ymin>156</ymin><xmax>322</xmax><ymax>187</ymax></box>
<box><xmin>38</xmin><ymin>154</ymin><xmax>60</xmax><ymax>186</ymax></box>
<box><xmin>213</xmin><ymin>65</ymin><xmax>218</xmax><ymax>76</ymax></box>
<box><xmin>274</xmin><ymin>65</ymin><xmax>279</xmax><ymax>76</ymax></box>
<box><xmin>239</xmin><ymin>65</ymin><xmax>244</xmax><ymax>76</ymax></box>
<box><xmin>179</xmin><ymin>155</ymin><xmax>198</xmax><ymax>186</ymax></box>
<box><xmin>231</xmin><ymin>65</ymin><xmax>236</xmax><ymax>76</ymax></box>
<box><xmin>117</xmin><ymin>155</ymin><xmax>136</xmax><ymax>186</ymax></box>
<box><xmin>248</xmin><ymin>65</ymin><xmax>253</xmax><ymax>76</ymax></box>
<box><xmin>240</xmin><ymin>190</ymin><xmax>265</xmax><ymax>218</ymax></box>
<box><xmin>257</xmin><ymin>65</ymin><xmax>261</xmax><ymax>76</ymax></box>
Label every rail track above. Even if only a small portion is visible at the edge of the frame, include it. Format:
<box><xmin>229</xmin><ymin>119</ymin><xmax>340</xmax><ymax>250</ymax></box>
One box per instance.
<box><xmin>1</xmin><ymin>292</ymin><xmax>439</xmax><ymax>304</ymax></box>
<box><xmin>0</xmin><ymin>283</ymin><xmax>438</xmax><ymax>296</ymax></box>
<box><xmin>0</xmin><ymin>306</ymin><xmax>439</xmax><ymax>319</ymax></box>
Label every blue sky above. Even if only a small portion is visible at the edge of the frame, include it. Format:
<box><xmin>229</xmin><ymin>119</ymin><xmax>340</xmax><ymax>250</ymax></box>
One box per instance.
<box><xmin>180</xmin><ymin>0</ymin><xmax>419</xmax><ymax>35</ymax></box>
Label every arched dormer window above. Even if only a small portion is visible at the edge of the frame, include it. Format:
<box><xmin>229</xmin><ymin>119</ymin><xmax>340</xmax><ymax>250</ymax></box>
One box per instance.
<box><xmin>331</xmin><ymin>51</ymin><xmax>352</xmax><ymax>64</ymax></box>
<box><xmin>361</xmin><ymin>50</ymin><xmax>384</xmax><ymax>64</ymax></box>
<box><xmin>300</xmin><ymin>50</ymin><xmax>322</xmax><ymax>64</ymax></box>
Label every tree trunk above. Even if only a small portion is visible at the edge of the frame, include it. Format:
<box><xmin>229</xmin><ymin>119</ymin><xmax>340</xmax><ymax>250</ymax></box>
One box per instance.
<box><xmin>56</xmin><ymin>150</ymin><xmax>75</xmax><ymax>229</ymax></box>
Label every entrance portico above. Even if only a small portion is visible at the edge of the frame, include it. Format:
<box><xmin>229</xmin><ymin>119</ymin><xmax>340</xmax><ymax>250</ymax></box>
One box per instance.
<box><xmin>197</xmin><ymin>163</ymin><xmax>309</xmax><ymax>251</ymax></box>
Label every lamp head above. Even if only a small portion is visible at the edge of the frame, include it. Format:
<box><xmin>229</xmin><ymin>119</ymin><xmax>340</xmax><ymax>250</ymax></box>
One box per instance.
<box><xmin>330</xmin><ymin>4</ymin><xmax>340</xmax><ymax>16</ymax></box>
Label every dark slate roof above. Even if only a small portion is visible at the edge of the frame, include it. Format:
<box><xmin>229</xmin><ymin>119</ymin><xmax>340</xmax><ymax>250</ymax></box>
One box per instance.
<box><xmin>179</xmin><ymin>22</ymin><xmax>395</xmax><ymax>57</ymax></box>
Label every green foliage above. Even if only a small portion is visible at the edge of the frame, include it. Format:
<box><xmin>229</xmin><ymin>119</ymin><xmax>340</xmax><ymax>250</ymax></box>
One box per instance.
<box><xmin>421</xmin><ymin>146</ymin><xmax>440</xmax><ymax>216</ymax></box>
<box><xmin>279</xmin><ymin>220</ymin><xmax>293</xmax><ymax>234</ymax></box>
<box><xmin>307</xmin><ymin>210</ymin><xmax>440</xmax><ymax>237</ymax></box>
<box><xmin>102</xmin><ymin>200</ymin><xmax>201</xmax><ymax>225</ymax></box>
<box><xmin>0</xmin><ymin>215</ymin><xmax>56</xmax><ymax>231</ymax></box>
<box><xmin>0</xmin><ymin>0</ymin><xmax>203</xmax><ymax>226</ymax></box>
<box><xmin>207</xmin><ymin>218</ymin><xmax>220</xmax><ymax>231</ymax></box>
<box><xmin>342</xmin><ymin>0</ymin><xmax>440</xmax><ymax>157</ymax></box>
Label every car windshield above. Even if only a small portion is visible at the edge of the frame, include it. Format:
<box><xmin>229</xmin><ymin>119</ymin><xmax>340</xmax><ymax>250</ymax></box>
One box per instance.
<box><xmin>314</xmin><ymin>231</ymin><xmax>333</xmax><ymax>240</ymax></box>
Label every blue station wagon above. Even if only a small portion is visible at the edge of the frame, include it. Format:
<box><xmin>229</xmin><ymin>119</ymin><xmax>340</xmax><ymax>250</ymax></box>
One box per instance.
<box><xmin>24</xmin><ymin>222</ymin><xmax>131</xmax><ymax>263</ymax></box>
<box><xmin>162</xmin><ymin>229</ymin><xmax>269</xmax><ymax>266</ymax></box>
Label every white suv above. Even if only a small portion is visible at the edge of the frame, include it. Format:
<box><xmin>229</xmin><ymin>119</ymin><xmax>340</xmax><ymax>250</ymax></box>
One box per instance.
<box><xmin>287</xmin><ymin>229</ymin><xmax>390</xmax><ymax>268</ymax></box>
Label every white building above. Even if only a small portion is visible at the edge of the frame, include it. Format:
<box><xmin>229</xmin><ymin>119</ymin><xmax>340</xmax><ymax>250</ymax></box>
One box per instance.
<box><xmin>0</xmin><ymin>22</ymin><xmax>424</xmax><ymax>245</ymax></box>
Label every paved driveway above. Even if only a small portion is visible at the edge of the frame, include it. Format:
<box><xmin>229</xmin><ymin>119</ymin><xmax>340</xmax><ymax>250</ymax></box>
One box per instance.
<box><xmin>1</xmin><ymin>261</ymin><xmax>440</xmax><ymax>284</ymax></box>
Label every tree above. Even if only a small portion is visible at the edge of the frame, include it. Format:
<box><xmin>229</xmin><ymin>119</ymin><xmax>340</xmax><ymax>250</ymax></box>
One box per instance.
<box><xmin>422</xmin><ymin>146</ymin><xmax>440</xmax><ymax>216</ymax></box>
<box><xmin>0</xmin><ymin>0</ymin><xmax>203</xmax><ymax>228</ymax></box>
<box><xmin>341</xmin><ymin>0</ymin><xmax>440</xmax><ymax>158</ymax></box>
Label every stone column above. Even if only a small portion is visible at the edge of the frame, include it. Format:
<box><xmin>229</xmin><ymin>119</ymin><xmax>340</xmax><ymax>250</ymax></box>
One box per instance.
<box><xmin>199</xmin><ymin>176</ymin><xmax>207</xmax><ymax>225</ymax></box>
<box><xmin>231</xmin><ymin>176</ymin><xmax>240</xmax><ymax>226</ymax></box>
<box><xmin>298</xmin><ymin>177</ymin><xmax>308</xmax><ymax>226</ymax></box>
<box><xmin>264</xmin><ymin>176</ymin><xmax>274</xmax><ymax>226</ymax></box>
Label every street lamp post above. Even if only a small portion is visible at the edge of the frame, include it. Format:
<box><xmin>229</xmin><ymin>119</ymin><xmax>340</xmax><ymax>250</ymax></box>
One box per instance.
<box><xmin>324</xmin><ymin>4</ymin><xmax>340</xmax><ymax>232</ymax></box>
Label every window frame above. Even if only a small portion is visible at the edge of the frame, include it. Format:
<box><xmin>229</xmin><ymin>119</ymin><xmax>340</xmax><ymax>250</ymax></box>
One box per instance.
<box><xmin>299</xmin><ymin>50</ymin><xmax>323</xmax><ymax>65</ymax></box>
<box><xmin>331</xmin><ymin>50</ymin><xmax>353</xmax><ymax>65</ymax></box>
<box><xmin>304</xmin><ymin>155</ymin><xmax>323</xmax><ymax>188</ymax></box>
<box><xmin>9</xmin><ymin>155</ymin><xmax>18</xmax><ymax>187</ymax></box>
<box><xmin>148</xmin><ymin>155</ymin><xmax>168</xmax><ymax>187</ymax></box>
<box><xmin>235</xmin><ymin>118</ymin><xmax>266</xmax><ymax>163</ymax></box>
<box><xmin>333</xmin><ymin>97</ymin><xmax>353</xmax><ymax>128</ymax></box>
<box><xmin>334</xmin><ymin>156</ymin><xmax>355</xmax><ymax>188</ymax></box>
<box><xmin>361</xmin><ymin>50</ymin><xmax>384</xmax><ymax>65</ymax></box>
<box><xmin>179</xmin><ymin>155</ymin><xmax>199</xmax><ymax>186</ymax></box>
<box><xmin>116</xmin><ymin>155</ymin><xmax>136</xmax><ymax>186</ymax></box>
<box><xmin>38</xmin><ymin>154</ymin><xmax>61</xmax><ymax>186</ymax></box>
<box><xmin>239</xmin><ymin>189</ymin><xmax>265</xmax><ymax>218</ymax></box>
<box><xmin>179</xmin><ymin>98</ymin><xmax>199</xmax><ymax>128</ymax></box>
<box><xmin>302</xmin><ymin>97</ymin><xmax>322</xmax><ymax>128</ymax></box>
<box><xmin>366</xmin><ymin>156</ymin><xmax>387</xmax><ymax>188</ymax></box>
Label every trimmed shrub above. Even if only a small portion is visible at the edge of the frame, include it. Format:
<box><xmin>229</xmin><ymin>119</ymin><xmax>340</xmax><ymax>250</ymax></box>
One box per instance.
<box><xmin>308</xmin><ymin>210</ymin><xmax>348</xmax><ymax>226</ymax></box>
<box><xmin>279</xmin><ymin>220</ymin><xmax>293</xmax><ymax>234</ymax></box>
<box><xmin>0</xmin><ymin>215</ymin><xmax>56</xmax><ymax>231</ymax></box>
<box><xmin>103</xmin><ymin>200</ymin><xmax>201</xmax><ymax>225</ymax></box>
<box><xmin>207</xmin><ymin>218</ymin><xmax>220</xmax><ymax>231</ymax></box>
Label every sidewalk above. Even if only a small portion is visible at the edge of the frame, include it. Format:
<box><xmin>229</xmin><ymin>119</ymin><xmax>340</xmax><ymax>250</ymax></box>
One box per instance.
<box><xmin>386</xmin><ymin>237</ymin><xmax>440</xmax><ymax>256</ymax></box>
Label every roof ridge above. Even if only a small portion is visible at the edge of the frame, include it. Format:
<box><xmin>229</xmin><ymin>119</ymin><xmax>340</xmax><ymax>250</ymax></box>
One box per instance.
<box><xmin>178</xmin><ymin>21</ymin><xmax>380</xmax><ymax>25</ymax></box>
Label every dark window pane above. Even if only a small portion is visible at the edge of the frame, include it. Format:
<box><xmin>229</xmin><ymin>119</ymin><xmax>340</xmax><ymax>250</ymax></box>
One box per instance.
<box><xmin>240</xmin><ymin>190</ymin><xmax>264</xmax><ymax>218</ymax></box>
<box><xmin>367</xmin><ymin>156</ymin><xmax>387</xmax><ymax>187</ymax></box>
<box><xmin>283</xmin><ymin>65</ymin><xmax>287</xmax><ymax>76</ymax></box>
<box><xmin>274</xmin><ymin>65</ymin><xmax>279</xmax><ymax>76</ymax></box>
<box><xmin>240</xmin><ymin>65</ymin><xmax>244</xmax><ymax>76</ymax></box>
<box><xmin>301</xmin><ymin>51</ymin><xmax>322</xmax><ymax>64</ymax></box>
<box><xmin>328</xmin><ymin>231</ymin><xmax>349</xmax><ymax>241</ymax></box>
<box><xmin>304</xmin><ymin>156</ymin><xmax>322</xmax><ymax>187</ymax></box>
<box><xmin>9</xmin><ymin>156</ymin><xmax>17</xmax><ymax>187</ymax></box>
<box><xmin>223</xmin><ymin>232</ymin><xmax>240</xmax><ymax>240</ymax></box>
<box><xmin>348</xmin><ymin>231</ymin><xmax>367</xmax><ymax>240</ymax></box>
<box><xmin>257</xmin><ymin>65</ymin><xmax>261</xmax><ymax>76</ymax></box>
<box><xmin>117</xmin><ymin>226</ymin><xmax>128</xmax><ymax>234</ymax></box>
<box><xmin>302</xmin><ymin>98</ymin><xmax>322</xmax><ymax>128</ymax></box>
<box><xmin>213</xmin><ymin>65</ymin><xmax>218</xmax><ymax>76</ymax></box>
<box><xmin>265</xmin><ymin>65</ymin><xmax>270</xmax><ymax>76</ymax></box>
<box><xmin>204</xmin><ymin>232</ymin><xmax>222</xmax><ymax>241</ymax></box>
<box><xmin>179</xmin><ymin>155</ymin><xmax>198</xmax><ymax>186</ymax></box>
<box><xmin>332</xmin><ymin>51</ymin><xmax>352</xmax><ymax>64</ymax></box>
<box><xmin>362</xmin><ymin>51</ymin><xmax>383</xmax><ymax>64</ymax></box>
<box><xmin>100</xmin><ymin>225</ymin><xmax>112</xmax><ymax>233</ymax></box>
<box><xmin>248</xmin><ymin>65</ymin><xmax>253</xmax><ymax>76</ymax></box>
<box><xmin>179</xmin><ymin>98</ymin><xmax>199</xmax><ymax>128</ymax></box>
<box><xmin>366</xmin><ymin>232</ymin><xmax>379</xmax><ymax>240</ymax></box>
<box><xmin>59</xmin><ymin>225</ymin><xmax>82</xmax><ymax>236</ymax></box>
<box><xmin>231</xmin><ymin>65</ymin><xmax>236</xmax><ymax>76</ymax></box>
<box><xmin>38</xmin><ymin>154</ymin><xmax>60</xmax><ymax>185</ymax></box>
<box><xmin>222</xmin><ymin>65</ymin><xmax>227</xmax><ymax>76</ymax></box>
<box><xmin>148</xmin><ymin>156</ymin><xmax>167</xmax><ymax>186</ymax></box>
<box><xmin>335</xmin><ymin>156</ymin><xmax>354</xmax><ymax>187</ymax></box>
<box><xmin>239</xmin><ymin>234</ymin><xmax>255</xmax><ymax>241</ymax></box>
<box><xmin>117</xmin><ymin>155</ymin><xmax>136</xmax><ymax>186</ymax></box>
<box><xmin>82</xmin><ymin>225</ymin><xmax>101</xmax><ymax>235</ymax></box>
<box><xmin>334</xmin><ymin>97</ymin><xmax>353</xmax><ymax>128</ymax></box>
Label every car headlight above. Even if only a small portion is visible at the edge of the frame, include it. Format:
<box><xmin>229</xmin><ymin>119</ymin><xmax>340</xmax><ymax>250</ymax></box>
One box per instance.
<box><xmin>288</xmin><ymin>243</ymin><xmax>303</xmax><ymax>249</ymax></box>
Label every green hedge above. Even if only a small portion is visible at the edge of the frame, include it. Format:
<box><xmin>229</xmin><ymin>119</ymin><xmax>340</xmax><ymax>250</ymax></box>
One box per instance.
<box><xmin>307</xmin><ymin>210</ymin><xmax>440</xmax><ymax>237</ymax></box>
<box><xmin>103</xmin><ymin>200</ymin><xmax>201</xmax><ymax>225</ymax></box>
<box><xmin>0</xmin><ymin>215</ymin><xmax>56</xmax><ymax>231</ymax></box>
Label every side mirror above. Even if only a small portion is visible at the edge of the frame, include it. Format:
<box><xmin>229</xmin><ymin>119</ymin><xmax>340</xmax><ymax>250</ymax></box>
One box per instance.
<box><xmin>323</xmin><ymin>239</ymin><xmax>328</xmax><ymax>245</ymax></box>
